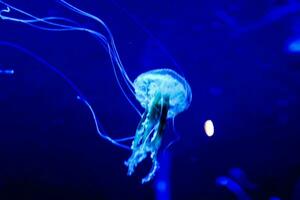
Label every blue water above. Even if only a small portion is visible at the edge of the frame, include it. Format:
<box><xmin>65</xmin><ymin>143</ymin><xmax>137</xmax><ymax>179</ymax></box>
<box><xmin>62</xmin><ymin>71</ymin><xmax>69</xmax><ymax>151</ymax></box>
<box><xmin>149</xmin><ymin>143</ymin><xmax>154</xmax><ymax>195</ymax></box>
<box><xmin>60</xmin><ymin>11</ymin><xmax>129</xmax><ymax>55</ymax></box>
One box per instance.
<box><xmin>0</xmin><ymin>0</ymin><xmax>300</xmax><ymax>199</ymax></box>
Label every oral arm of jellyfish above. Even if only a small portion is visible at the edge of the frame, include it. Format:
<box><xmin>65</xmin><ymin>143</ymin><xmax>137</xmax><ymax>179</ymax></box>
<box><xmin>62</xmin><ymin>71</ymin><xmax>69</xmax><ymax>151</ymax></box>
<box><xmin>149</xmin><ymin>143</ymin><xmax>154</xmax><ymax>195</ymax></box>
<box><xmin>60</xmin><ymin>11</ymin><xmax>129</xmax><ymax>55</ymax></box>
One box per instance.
<box><xmin>125</xmin><ymin>69</ymin><xmax>192</xmax><ymax>183</ymax></box>
<box><xmin>0</xmin><ymin>1</ymin><xmax>193</xmax><ymax>183</ymax></box>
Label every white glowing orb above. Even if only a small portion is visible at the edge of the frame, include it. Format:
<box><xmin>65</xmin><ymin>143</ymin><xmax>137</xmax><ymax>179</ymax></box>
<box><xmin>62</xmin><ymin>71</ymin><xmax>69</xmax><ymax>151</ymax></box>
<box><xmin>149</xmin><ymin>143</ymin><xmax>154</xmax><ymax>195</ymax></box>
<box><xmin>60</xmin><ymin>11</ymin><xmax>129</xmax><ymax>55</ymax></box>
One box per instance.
<box><xmin>204</xmin><ymin>120</ymin><xmax>214</xmax><ymax>137</ymax></box>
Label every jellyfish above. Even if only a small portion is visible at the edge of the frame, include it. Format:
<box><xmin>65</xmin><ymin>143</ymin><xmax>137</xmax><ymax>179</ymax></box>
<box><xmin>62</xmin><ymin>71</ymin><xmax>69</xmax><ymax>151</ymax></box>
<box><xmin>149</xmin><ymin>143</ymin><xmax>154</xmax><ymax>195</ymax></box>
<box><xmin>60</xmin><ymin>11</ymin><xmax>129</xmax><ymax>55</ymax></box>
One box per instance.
<box><xmin>0</xmin><ymin>0</ymin><xmax>192</xmax><ymax>183</ymax></box>
<box><xmin>125</xmin><ymin>69</ymin><xmax>191</xmax><ymax>183</ymax></box>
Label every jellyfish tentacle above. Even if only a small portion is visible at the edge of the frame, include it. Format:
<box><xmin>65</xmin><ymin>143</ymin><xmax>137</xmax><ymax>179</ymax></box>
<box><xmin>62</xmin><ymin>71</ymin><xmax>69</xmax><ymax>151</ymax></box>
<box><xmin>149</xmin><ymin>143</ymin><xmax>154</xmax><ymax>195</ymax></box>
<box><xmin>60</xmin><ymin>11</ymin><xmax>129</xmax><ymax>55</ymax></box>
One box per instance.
<box><xmin>0</xmin><ymin>1</ymin><xmax>140</xmax><ymax>147</ymax></box>
<box><xmin>77</xmin><ymin>96</ymin><xmax>132</xmax><ymax>150</ymax></box>
<box><xmin>57</xmin><ymin>0</ymin><xmax>132</xmax><ymax>86</ymax></box>
<box><xmin>0</xmin><ymin>41</ymin><xmax>84</xmax><ymax>98</ymax></box>
<box><xmin>0</xmin><ymin>40</ymin><xmax>134</xmax><ymax>150</ymax></box>
<box><xmin>0</xmin><ymin>1</ymin><xmax>142</xmax><ymax>116</ymax></box>
<box><xmin>57</xmin><ymin>0</ymin><xmax>139</xmax><ymax>114</ymax></box>
<box><xmin>0</xmin><ymin>2</ymin><xmax>84</xmax><ymax>31</ymax></box>
<box><xmin>163</xmin><ymin>116</ymin><xmax>181</xmax><ymax>152</ymax></box>
<box><xmin>114</xmin><ymin>136</ymin><xmax>135</xmax><ymax>142</ymax></box>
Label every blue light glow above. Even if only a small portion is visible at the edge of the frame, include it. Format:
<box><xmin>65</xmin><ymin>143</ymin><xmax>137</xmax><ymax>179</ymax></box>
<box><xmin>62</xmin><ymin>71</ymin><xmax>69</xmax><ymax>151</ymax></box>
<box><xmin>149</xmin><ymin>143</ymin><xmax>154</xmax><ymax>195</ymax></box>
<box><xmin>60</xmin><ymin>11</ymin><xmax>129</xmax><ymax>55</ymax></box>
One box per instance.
<box><xmin>269</xmin><ymin>196</ymin><xmax>281</xmax><ymax>200</ymax></box>
<box><xmin>156</xmin><ymin>181</ymin><xmax>167</xmax><ymax>192</ymax></box>
<box><xmin>288</xmin><ymin>38</ymin><xmax>300</xmax><ymax>53</ymax></box>
<box><xmin>0</xmin><ymin>69</ymin><xmax>14</xmax><ymax>75</ymax></box>
<box><xmin>216</xmin><ymin>176</ymin><xmax>251</xmax><ymax>200</ymax></box>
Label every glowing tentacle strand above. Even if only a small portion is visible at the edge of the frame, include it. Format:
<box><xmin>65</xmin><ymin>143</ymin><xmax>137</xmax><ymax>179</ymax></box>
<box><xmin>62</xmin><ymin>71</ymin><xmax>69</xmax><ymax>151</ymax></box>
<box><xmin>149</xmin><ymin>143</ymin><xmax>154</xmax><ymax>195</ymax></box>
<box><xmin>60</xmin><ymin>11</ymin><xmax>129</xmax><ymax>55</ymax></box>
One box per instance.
<box><xmin>0</xmin><ymin>0</ymin><xmax>141</xmax><ymax>116</ymax></box>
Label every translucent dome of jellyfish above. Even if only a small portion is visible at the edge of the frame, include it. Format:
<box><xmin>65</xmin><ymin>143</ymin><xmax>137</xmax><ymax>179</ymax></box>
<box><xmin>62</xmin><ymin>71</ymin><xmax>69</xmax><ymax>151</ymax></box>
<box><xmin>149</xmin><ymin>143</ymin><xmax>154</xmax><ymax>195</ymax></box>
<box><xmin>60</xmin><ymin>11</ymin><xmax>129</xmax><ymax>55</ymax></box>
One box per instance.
<box><xmin>0</xmin><ymin>0</ymin><xmax>192</xmax><ymax>183</ymax></box>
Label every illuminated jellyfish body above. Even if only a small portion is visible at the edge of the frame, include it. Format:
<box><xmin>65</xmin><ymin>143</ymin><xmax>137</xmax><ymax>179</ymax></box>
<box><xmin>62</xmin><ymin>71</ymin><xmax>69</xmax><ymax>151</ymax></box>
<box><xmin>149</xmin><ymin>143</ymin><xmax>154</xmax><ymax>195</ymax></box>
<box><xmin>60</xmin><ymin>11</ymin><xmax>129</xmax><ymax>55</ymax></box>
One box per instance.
<box><xmin>126</xmin><ymin>69</ymin><xmax>191</xmax><ymax>183</ymax></box>
<box><xmin>0</xmin><ymin>0</ymin><xmax>192</xmax><ymax>183</ymax></box>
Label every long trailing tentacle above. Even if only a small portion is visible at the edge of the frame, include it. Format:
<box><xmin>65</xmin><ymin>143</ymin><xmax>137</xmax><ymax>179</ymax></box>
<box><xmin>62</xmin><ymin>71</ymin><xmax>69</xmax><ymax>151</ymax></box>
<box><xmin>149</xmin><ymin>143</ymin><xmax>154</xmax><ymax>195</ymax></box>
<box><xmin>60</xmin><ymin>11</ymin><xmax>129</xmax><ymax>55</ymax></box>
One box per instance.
<box><xmin>77</xmin><ymin>96</ymin><xmax>132</xmax><ymax>150</ymax></box>
<box><xmin>57</xmin><ymin>0</ymin><xmax>141</xmax><ymax>115</ymax></box>
<box><xmin>0</xmin><ymin>0</ymin><xmax>142</xmax><ymax>116</ymax></box>
<box><xmin>57</xmin><ymin>0</ymin><xmax>133</xmax><ymax>89</ymax></box>
<box><xmin>0</xmin><ymin>0</ymin><xmax>146</xmax><ymax>148</ymax></box>
<box><xmin>0</xmin><ymin>40</ymin><xmax>133</xmax><ymax>150</ymax></box>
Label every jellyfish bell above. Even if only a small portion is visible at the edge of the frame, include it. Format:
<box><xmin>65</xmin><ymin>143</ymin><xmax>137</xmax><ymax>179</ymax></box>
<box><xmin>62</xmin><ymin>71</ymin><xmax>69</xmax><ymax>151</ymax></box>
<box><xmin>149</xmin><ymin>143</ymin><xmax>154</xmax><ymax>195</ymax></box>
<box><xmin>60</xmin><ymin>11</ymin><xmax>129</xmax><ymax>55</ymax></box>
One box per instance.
<box><xmin>134</xmin><ymin>68</ymin><xmax>192</xmax><ymax>118</ymax></box>
<box><xmin>125</xmin><ymin>68</ymin><xmax>192</xmax><ymax>183</ymax></box>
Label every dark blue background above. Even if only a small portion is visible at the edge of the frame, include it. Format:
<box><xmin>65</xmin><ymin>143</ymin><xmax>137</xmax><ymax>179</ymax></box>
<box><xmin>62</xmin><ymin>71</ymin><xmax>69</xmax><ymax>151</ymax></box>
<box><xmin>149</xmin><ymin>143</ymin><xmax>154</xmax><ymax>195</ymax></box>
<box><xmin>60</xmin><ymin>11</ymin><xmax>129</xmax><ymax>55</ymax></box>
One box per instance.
<box><xmin>0</xmin><ymin>0</ymin><xmax>300</xmax><ymax>199</ymax></box>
